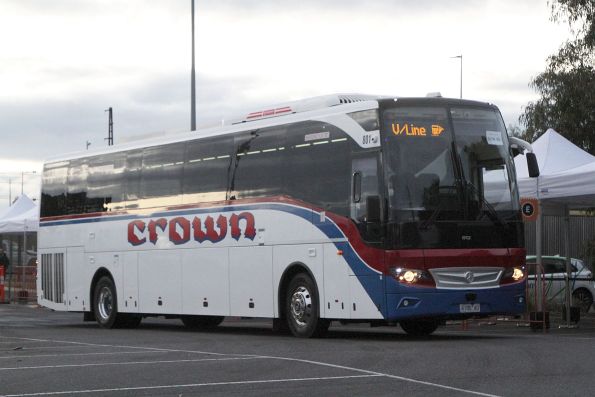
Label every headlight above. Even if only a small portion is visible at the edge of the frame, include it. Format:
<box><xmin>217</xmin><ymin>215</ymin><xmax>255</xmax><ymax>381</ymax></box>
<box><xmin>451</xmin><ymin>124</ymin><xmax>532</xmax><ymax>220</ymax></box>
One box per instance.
<box><xmin>501</xmin><ymin>266</ymin><xmax>526</xmax><ymax>284</ymax></box>
<box><xmin>389</xmin><ymin>267</ymin><xmax>433</xmax><ymax>286</ymax></box>
<box><xmin>512</xmin><ymin>267</ymin><xmax>524</xmax><ymax>281</ymax></box>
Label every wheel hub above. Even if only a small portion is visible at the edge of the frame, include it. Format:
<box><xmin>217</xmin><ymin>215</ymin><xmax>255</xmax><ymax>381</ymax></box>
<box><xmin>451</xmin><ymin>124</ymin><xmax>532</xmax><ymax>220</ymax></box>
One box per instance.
<box><xmin>97</xmin><ymin>287</ymin><xmax>113</xmax><ymax>320</ymax></box>
<box><xmin>290</xmin><ymin>286</ymin><xmax>312</xmax><ymax>327</ymax></box>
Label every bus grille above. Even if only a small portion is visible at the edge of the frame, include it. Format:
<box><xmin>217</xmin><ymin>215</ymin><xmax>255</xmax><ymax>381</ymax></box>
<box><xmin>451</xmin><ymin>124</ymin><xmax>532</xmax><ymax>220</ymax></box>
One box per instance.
<box><xmin>41</xmin><ymin>253</ymin><xmax>65</xmax><ymax>303</ymax></box>
<box><xmin>429</xmin><ymin>267</ymin><xmax>503</xmax><ymax>289</ymax></box>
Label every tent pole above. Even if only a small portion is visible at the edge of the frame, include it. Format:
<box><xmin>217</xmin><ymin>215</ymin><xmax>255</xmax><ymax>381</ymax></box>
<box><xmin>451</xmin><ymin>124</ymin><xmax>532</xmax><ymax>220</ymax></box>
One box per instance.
<box><xmin>563</xmin><ymin>205</ymin><xmax>573</xmax><ymax>327</ymax></box>
<box><xmin>535</xmin><ymin>178</ymin><xmax>543</xmax><ymax>313</ymax></box>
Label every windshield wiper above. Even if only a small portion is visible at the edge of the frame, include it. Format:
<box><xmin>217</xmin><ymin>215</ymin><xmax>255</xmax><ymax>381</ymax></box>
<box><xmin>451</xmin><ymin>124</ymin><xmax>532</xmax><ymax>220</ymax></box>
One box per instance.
<box><xmin>464</xmin><ymin>180</ymin><xmax>505</xmax><ymax>227</ymax></box>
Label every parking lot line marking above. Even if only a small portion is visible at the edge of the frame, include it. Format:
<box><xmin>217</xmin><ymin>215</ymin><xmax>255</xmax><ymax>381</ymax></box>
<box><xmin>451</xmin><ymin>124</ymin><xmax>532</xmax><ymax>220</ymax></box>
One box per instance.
<box><xmin>0</xmin><ymin>337</ymin><xmax>232</xmax><ymax>356</ymax></box>
<box><xmin>263</xmin><ymin>356</ymin><xmax>502</xmax><ymax>397</ymax></box>
<box><xmin>1</xmin><ymin>336</ymin><xmax>500</xmax><ymax>396</ymax></box>
<box><xmin>0</xmin><ymin>351</ymin><xmax>170</xmax><ymax>360</ymax></box>
<box><xmin>0</xmin><ymin>374</ymin><xmax>382</xmax><ymax>396</ymax></box>
<box><xmin>0</xmin><ymin>356</ymin><xmax>260</xmax><ymax>371</ymax></box>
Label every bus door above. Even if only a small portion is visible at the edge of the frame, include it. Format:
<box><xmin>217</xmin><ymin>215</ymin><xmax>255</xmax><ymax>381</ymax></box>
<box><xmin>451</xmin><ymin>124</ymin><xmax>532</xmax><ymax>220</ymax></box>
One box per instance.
<box><xmin>349</xmin><ymin>154</ymin><xmax>385</xmax><ymax>319</ymax></box>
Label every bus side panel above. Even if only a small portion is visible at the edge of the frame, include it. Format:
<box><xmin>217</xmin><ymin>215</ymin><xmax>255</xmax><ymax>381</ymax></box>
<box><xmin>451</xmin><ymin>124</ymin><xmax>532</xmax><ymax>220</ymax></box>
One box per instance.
<box><xmin>65</xmin><ymin>246</ymin><xmax>85</xmax><ymax>311</ymax></box>
<box><xmin>272</xmin><ymin>244</ymin><xmax>324</xmax><ymax>319</ymax></box>
<box><xmin>348</xmin><ymin>275</ymin><xmax>384</xmax><ymax>320</ymax></box>
<box><xmin>323</xmin><ymin>243</ymin><xmax>351</xmax><ymax>318</ymax></box>
<box><xmin>121</xmin><ymin>251</ymin><xmax>139</xmax><ymax>313</ymax></box>
<box><xmin>182</xmin><ymin>247</ymin><xmax>230</xmax><ymax>316</ymax></box>
<box><xmin>229</xmin><ymin>246</ymin><xmax>273</xmax><ymax>317</ymax></box>
<box><xmin>138</xmin><ymin>251</ymin><xmax>182</xmax><ymax>314</ymax></box>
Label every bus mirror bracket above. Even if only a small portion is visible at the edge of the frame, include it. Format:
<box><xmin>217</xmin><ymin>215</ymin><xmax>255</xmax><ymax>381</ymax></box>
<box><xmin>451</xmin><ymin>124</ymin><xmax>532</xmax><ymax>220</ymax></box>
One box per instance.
<box><xmin>509</xmin><ymin>136</ymin><xmax>540</xmax><ymax>178</ymax></box>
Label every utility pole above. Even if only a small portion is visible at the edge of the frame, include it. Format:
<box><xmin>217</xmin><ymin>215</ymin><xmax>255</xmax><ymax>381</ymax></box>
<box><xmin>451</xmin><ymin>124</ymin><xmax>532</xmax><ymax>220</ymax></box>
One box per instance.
<box><xmin>105</xmin><ymin>107</ymin><xmax>113</xmax><ymax>146</ymax></box>
<box><xmin>190</xmin><ymin>0</ymin><xmax>197</xmax><ymax>131</ymax></box>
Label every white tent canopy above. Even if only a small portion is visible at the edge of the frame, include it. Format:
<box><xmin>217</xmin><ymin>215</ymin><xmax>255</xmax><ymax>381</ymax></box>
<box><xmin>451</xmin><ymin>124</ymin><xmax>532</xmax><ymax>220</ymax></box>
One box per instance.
<box><xmin>0</xmin><ymin>194</ymin><xmax>39</xmax><ymax>233</ymax></box>
<box><xmin>515</xmin><ymin>128</ymin><xmax>595</xmax><ymax>208</ymax></box>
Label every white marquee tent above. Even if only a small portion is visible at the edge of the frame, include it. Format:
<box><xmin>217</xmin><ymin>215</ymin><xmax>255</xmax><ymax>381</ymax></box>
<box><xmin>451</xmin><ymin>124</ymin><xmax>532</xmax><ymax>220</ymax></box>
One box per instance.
<box><xmin>0</xmin><ymin>194</ymin><xmax>39</xmax><ymax>233</ymax></box>
<box><xmin>514</xmin><ymin>128</ymin><xmax>595</xmax><ymax>322</ymax></box>
<box><xmin>515</xmin><ymin>128</ymin><xmax>595</xmax><ymax>208</ymax></box>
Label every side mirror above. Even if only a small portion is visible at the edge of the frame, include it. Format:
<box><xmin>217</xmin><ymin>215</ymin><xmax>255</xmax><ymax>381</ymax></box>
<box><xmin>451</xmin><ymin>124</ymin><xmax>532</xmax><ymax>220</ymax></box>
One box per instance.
<box><xmin>366</xmin><ymin>195</ymin><xmax>381</xmax><ymax>223</ymax></box>
<box><xmin>526</xmin><ymin>152</ymin><xmax>540</xmax><ymax>178</ymax></box>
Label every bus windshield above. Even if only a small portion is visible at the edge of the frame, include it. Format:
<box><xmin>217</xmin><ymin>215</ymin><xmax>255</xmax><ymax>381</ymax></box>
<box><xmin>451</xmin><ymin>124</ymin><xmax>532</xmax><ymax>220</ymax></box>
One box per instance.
<box><xmin>381</xmin><ymin>104</ymin><xmax>522</xmax><ymax>249</ymax></box>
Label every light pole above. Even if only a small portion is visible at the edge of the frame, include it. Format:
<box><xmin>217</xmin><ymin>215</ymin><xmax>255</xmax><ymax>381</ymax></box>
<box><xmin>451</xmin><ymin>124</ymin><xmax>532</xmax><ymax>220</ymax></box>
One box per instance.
<box><xmin>451</xmin><ymin>54</ymin><xmax>462</xmax><ymax>99</ymax></box>
<box><xmin>190</xmin><ymin>0</ymin><xmax>197</xmax><ymax>131</ymax></box>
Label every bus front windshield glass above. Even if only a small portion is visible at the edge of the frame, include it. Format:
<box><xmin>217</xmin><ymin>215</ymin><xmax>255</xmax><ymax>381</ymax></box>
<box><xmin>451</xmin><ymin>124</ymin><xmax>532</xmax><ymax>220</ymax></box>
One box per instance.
<box><xmin>381</xmin><ymin>105</ymin><xmax>521</xmax><ymax>249</ymax></box>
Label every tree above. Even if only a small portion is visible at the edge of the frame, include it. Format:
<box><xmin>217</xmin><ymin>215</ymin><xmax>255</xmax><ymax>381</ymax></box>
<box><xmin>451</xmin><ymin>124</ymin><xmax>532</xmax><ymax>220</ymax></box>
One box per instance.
<box><xmin>520</xmin><ymin>0</ymin><xmax>595</xmax><ymax>154</ymax></box>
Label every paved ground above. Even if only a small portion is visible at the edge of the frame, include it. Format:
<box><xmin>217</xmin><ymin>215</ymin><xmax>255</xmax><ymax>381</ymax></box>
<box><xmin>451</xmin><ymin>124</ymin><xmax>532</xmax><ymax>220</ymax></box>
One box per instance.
<box><xmin>1</xmin><ymin>304</ymin><xmax>594</xmax><ymax>396</ymax></box>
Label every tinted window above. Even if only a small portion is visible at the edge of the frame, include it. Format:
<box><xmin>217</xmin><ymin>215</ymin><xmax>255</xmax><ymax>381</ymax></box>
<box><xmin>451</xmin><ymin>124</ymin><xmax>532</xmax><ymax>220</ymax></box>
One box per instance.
<box><xmin>66</xmin><ymin>159</ymin><xmax>88</xmax><ymax>215</ymax></box>
<box><xmin>285</xmin><ymin>122</ymin><xmax>351</xmax><ymax>216</ymax></box>
<box><xmin>183</xmin><ymin>136</ymin><xmax>233</xmax><ymax>204</ymax></box>
<box><xmin>86</xmin><ymin>152</ymin><xmax>126</xmax><ymax>212</ymax></box>
<box><xmin>139</xmin><ymin>143</ymin><xmax>184</xmax><ymax>208</ymax></box>
<box><xmin>41</xmin><ymin>161</ymin><xmax>68</xmax><ymax>217</ymax></box>
<box><xmin>124</xmin><ymin>150</ymin><xmax>142</xmax><ymax>209</ymax></box>
<box><xmin>231</xmin><ymin>128</ymin><xmax>284</xmax><ymax>199</ymax></box>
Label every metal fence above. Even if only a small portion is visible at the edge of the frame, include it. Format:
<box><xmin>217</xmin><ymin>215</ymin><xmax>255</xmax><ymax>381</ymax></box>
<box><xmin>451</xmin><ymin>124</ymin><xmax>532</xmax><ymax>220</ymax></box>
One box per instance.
<box><xmin>524</xmin><ymin>215</ymin><xmax>595</xmax><ymax>269</ymax></box>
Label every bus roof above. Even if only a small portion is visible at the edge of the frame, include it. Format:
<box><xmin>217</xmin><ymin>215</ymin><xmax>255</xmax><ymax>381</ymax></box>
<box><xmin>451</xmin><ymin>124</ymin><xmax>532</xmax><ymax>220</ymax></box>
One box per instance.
<box><xmin>43</xmin><ymin>94</ymin><xmax>495</xmax><ymax>165</ymax></box>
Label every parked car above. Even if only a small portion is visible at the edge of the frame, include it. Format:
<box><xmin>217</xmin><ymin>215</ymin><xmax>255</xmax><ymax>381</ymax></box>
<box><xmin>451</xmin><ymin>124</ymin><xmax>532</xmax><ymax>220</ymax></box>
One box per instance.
<box><xmin>526</xmin><ymin>255</ymin><xmax>594</xmax><ymax>314</ymax></box>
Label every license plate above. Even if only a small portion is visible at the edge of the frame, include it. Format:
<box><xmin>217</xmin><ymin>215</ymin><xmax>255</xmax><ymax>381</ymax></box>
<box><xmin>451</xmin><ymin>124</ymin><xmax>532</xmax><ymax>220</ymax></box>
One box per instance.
<box><xmin>459</xmin><ymin>303</ymin><xmax>481</xmax><ymax>313</ymax></box>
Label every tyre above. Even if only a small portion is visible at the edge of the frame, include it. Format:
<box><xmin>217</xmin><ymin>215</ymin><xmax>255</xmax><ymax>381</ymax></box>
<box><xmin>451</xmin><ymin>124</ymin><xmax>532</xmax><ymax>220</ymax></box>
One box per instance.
<box><xmin>572</xmin><ymin>289</ymin><xmax>593</xmax><ymax>314</ymax></box>
<box><xmin>400</xmin><ymin>319</ymin><xmax>439</xmax><ymax>336</ymax></box>
<box><xmin>181</xmin><ymin>315</ymin><xmax>224</xmax><ymax>329</ymax></box>
<box><xmin>93</xmin><ymin>276</ymin><xmax>120</xmax><ymax>328</ymax></box>
<box><xmin>285</xmin><ymin>273</ymin><xmax>329</xmax><ymax>338</ymax></box>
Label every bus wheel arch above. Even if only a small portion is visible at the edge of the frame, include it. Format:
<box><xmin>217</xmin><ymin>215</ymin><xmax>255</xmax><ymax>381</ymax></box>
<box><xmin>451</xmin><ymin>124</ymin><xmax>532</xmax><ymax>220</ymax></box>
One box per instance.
<box><xmin>278</xmin><ymin>263</ymin><xmax>318</xmax><ymax>320</ymax></box>
<box><xmin>89</xmin><ymin>268</ymin><xmax>113</xmax><ymax>316</ymax></box>
<box><xmin>90</xmin><ymin>268</ymin><xmax>141</xmax><ymax>329</ymax></box>
<box><xmin>279</xmin><ymin>263</ymin><xmax>329</xmax><ymax>338</ymax></box>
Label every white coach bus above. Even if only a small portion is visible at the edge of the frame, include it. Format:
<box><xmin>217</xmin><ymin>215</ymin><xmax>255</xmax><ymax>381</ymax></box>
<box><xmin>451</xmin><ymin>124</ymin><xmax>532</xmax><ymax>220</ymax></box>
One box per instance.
<box><xmin>38</xmin><ymin>94</ymin><xmax>537</xmax><ymax>337</ymax></box>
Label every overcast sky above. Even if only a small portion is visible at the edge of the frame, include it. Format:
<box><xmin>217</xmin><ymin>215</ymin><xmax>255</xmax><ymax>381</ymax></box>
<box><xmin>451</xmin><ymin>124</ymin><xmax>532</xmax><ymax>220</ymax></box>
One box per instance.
<box><xmin>0</xmin><ymin>0</ymin><xmax>568</xmax><ymax>209</ymax></box>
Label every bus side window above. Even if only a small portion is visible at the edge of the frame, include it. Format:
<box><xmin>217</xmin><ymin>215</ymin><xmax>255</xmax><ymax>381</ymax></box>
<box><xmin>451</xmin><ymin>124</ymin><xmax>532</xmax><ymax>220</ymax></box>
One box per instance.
<box><xmin>124</xmin><ymin>150</ymin><xmax>142</xmax><ymax>209</ymax></box>
<box><xmin>40</xmin><ymin>161</ymin><xmax>69</xmax><ymax>217</ymax></box>
<box><xmin>140</xmin><ymin>143</ymin><xmax>184</xmax><ymax>208</ymax></box>
<box><xmin>183</xmin><ymin>136</ymin><xmax>233</xmax><ymax>204</ymax></box>
<box><xmin>231</xmin><ymin>128</ymin><xmax>284</xmax><ymax>200</ymax></box>
<box><xmin>65</xmin><ymin>159</ymin><xmax>88</xmax><ymax>215</ymax></box>
<box><xmin>86</xmin><ymin>152</ymin><xmax>126</xmax><ymax>213</ymax></box>
<box><xmin>284</xmin><ymin>122</ymin><xmax>351</xmax><ymax>216</ymax></box>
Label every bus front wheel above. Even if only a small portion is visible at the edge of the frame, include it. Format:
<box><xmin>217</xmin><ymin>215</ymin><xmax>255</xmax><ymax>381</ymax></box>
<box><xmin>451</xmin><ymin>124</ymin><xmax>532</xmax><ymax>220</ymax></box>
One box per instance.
<box><xmin>285</xmin><ymin>273</ymin><xmax>329</xmax><ymax>338</ymax></box>
<box><xmin>399</xmin><ymin>319</ymin><xmax>439</xmax><ymax>336</ymax></box>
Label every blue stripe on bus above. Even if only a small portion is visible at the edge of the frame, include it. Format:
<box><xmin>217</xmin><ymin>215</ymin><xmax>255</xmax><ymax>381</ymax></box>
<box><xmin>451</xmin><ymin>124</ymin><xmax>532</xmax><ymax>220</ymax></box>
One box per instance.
<box><xmin>40</xmin><ymin>202</ymin><xmax>383</xmax><ymax>315</ymax></box>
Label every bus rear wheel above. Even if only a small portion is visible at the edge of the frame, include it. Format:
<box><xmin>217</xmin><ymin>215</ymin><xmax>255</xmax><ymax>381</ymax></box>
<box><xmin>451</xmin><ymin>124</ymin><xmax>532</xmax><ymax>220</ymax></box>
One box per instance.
<box><xmin>285</xmin><ymin>273</ymin><xmax>329</xmax><ymax>338</ymax></box>
<box><xmin>399</xmin><ymin>319</ymin><xmax>439</xmax><ymax>336</ymax></box>
<box><xmin>181</xmin><ymin>315</ymin><xmax>224</xmax><ymax>329</ymax></box>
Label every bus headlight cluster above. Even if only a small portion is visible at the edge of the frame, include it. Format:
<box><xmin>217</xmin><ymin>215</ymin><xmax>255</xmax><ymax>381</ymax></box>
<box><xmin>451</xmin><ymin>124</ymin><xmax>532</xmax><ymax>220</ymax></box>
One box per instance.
<box><xmin>390</xmin><ymin>267</ymin><xmax>432</xmax><ymax>285</ymax></box>
<box><xmin>512</xmin><ymin>267</ymin><xmax>524</xmax><ymax>281</ymax></box>
<box><xmin>502</xmin><ymin>266</ymin><xmax>525</xmax><ymax>283</ymax></box>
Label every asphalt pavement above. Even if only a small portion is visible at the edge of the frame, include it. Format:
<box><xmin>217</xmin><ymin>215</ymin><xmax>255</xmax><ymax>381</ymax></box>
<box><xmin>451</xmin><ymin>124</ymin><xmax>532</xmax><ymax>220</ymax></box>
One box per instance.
<box><xmin>1</xmin><ymin>304</ymin><xmax>595</xmax><ymax>396</ymax></box>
